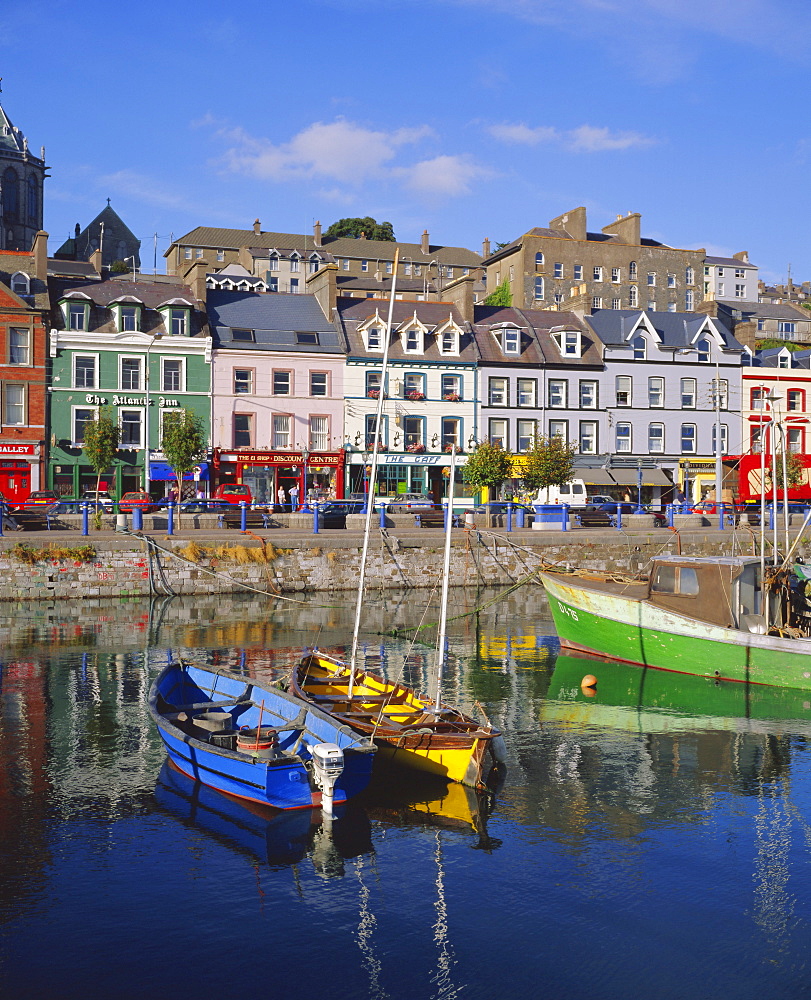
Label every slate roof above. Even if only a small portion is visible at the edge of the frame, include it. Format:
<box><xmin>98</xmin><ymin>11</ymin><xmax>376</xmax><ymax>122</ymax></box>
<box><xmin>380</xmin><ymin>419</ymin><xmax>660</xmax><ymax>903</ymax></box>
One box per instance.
<box><xmin>336</xmin><ymin>296</ymin><xmax>476</xmax><ymax>363</ymax></box>
<box><xmin>483</xmin><ymin>227</ymin><xmax>670</xmax><ymax>264</ymax></box>
<box><xmin>705</xmin><ymin>255</ymin><xmax>757</xmax><ymax>269</ymax></box>
<box><xmin>171</xmin><ymin>227</ymin><xmax>481</xmax><ymax>267</ymax></box>
<box><xmin>472</xmin><ymin>307</ymin><xmax>600</xmax><ymax>367</ymax></box>
<box><xmin>716</xmin><ymin>299</ymin><xmax>811</xmax><ymax>322</ymax></box>
<box><xmin>0</xmin><ymin>101</ymin><xmax>42</xmax><ymax>160</ymax></box>
<box><xmin>586</xmin><ymin>308</ymin><xmax>745</xmax><ymax>352</ymax></box>
<box><xmin>207</xmin><ymin>290</ymin><xmax>343</xmax><ymax>353</ymax></box>
<box><xmin>52</xmin><ymin>277</ymin><xmax>196</xmax><ymax>310</ymax></box>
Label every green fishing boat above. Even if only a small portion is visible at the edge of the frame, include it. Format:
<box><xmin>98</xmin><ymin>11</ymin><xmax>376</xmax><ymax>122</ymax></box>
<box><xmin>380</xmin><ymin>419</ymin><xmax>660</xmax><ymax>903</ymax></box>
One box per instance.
<box><xmin>540</xmin><ymin>555</ymin><xmax>811</xmax><ymax>691</ymax></box>
<box><xmin>544</xmin><ymin>652</ymin><xmax>811</xmax><ymax>732</ymax></box>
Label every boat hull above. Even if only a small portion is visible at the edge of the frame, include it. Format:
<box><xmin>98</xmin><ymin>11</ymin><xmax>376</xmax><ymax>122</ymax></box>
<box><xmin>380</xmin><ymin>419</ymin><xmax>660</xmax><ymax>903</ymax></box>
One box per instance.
<box><xmin>149</xmin><ymin>663</ymin><xmax>376</xmax><ymax>810</ymax></box>
<box><xmin>540</xmin><ymin>571</ymin><xmax>811</xmax><ymax>690</ymax></box>
<box><xmin>293</xmin><ymin>653</ymin><xmax>499</xmax><ymax>788</ymax></box>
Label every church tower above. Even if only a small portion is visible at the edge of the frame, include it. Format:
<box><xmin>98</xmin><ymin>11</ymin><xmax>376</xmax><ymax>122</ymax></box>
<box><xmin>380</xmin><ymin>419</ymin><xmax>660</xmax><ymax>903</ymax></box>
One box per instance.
<box><xmin>0</xmin><ymin>83</ymin><xmax>47</xmax><ymax>251</ymax></box>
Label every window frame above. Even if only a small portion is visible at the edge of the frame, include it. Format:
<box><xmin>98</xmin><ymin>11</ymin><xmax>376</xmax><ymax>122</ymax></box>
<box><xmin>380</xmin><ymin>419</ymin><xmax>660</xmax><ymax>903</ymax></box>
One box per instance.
<box><xmin>310</xmin><ymin>371</ymin><xmax>329</xmax><ymax>397</ymax></box>
<box><xmin>73</xmin><ymin>353</ymin><xmax>98</xmax><ymax>390</ymax></box>
<box><xmin>579</xmin><ymin>380</ymin><xmax>598</xmax><ymax>409</ymax></box>
<box><xmin>272</xmin><ymin>413</ymin><xmax>290</xmax><ymax>449</ymax></box>
<box><xmin>235</xmin><ymin>413</ymin><xmax>255</xmax><ymax>449</ymax></box>
<box><xmin>517</xmin><ymin>419</ymin><xmax>537</xmax><ymax>453</ymax></box>
<box><xmin>488</xmin><ymin>418</ymin><xmax>508</xmax><ymax>449</ymax></box>
<box><xmin>517</xmin><ymin>378</ymin><xmax>537</xmax><ymax>407</ymax></box>
<box><xmin>119</xmin><ymin>355</ymin><xmax>143</xmax><ymax>392</ymax></box>
<box><xmin>616</xmin><ymin>375</ymin><xmax>632</xmax><ymax>407</ymax></box>
<box><xmin>681</xmin><ymin>377</ymin><xmax>696</xmax><ymax>408</ymax></box>
<box><xmin>488</xmin><ymin>377</ymin><xmax>508</xmax><ymax>407</ymax></box>
<box><xmin>681</xmin><ymin>423</ymin><xmax>697</xmax><ymax>454</ymax></box>
<box><xmin>309</xmin><ymin>414</ymin><xmax>329</xmax><ymax>451</ymax></box>
<box><xmin>8</xmin><ymin>326</ymin><xmax>29</xmax><ymax>365</ymax></box>
<box><xmin>616</xmin><ymin>422</ymin><xmax>631</xmax><ymax>453</ymax></box>
<box><xmin>548</xmin><ymin>379</ymin><xmax>568</xmax><ymax>408</ymax></box>
<box><xmin>233</xmin><ymin>368</ymin><xmax>254</xmax><ymax>395</ymax></box>
<box><xmin>579</xmin><ymin>420</ymin><xmax>598</xmax><ymax>455</ymax></box>
<box><xmin>160</xmin><ymin>357</ymin><xmax>184</xmax><ymax>393</ymax></box>
<box><xmin>648</xmin><ymin>422</ymin><xmax>665</xmax><ymax>453</ymax></box>
<box><xmin>273</xmin><ymin>370</ymin><xmax>292</xmax><ymax>396</ymax></box>
<box><xmin>648</xmin><ymin>376</ymin><xmax>664</xmax><ymax>408</ymax></box>
<box><xmin>72</xmin><ymin>404</ymin><xmax>96</xmax><ymax>445</ymax></box>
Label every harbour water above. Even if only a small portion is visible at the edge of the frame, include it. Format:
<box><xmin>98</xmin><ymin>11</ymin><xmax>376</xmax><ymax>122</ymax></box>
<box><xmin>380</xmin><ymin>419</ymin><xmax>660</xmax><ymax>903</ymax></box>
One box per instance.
<box><xmin>2</xmin><ymin>585</ymin><xmax>811</xmax><ymax>999</ymax></box>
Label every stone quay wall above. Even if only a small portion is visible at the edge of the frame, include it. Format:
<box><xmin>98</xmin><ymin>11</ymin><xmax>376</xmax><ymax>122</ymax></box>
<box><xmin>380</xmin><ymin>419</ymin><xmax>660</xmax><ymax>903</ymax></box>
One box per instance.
<box><xmin>0</xmin><ymin>524</ymin><xmax>790</xmax><ymax>602</ymax></box>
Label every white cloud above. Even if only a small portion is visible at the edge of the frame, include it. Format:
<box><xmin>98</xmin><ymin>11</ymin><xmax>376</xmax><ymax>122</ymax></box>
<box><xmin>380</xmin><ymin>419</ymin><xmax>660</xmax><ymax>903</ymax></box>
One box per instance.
<box><xmin>219</xmin><ymin>119</ymin><xmax>433</xmax><ymax>185</ymax></box>
<box><xmin>488</xmin><ymin>122</ymin><xmax>655</xmax><ymax>152</ymax></box>
<box><xmin>402</xmin><ymin>155</ymin><xmax>491</xmax><ymax>197</ymax></box>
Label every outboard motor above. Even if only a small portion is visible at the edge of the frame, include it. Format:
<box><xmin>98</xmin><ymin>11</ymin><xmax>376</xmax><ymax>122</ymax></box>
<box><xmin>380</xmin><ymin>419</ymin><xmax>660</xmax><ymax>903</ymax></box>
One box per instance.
<box><xmin>311</xmin><ymin>743</ymin><xmax>344</xmax><ymax>817</ymax></box>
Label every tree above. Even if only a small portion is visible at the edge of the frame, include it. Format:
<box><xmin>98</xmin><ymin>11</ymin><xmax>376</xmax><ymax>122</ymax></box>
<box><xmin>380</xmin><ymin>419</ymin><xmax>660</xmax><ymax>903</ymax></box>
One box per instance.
<box><xmin>161</xmin><ymin>409</ymin><xmax>207</xmax><ymax>506</ymax></box>
<box><xmin>324</xmin><ymin>217</ymin><xmax>395</xmax><ymax>241</ymax></box>
<box><xmin>110</xmin><ymin>259</ymin><xmax>129</xmax><ymax>274</ymax></box>
<box><xmin>483</xmin><ymin>280</ymin><xmax>511</xmax><ymax>307</ymax></box>
<box><xmin>463</xmin><ymin>441</ymin><xmax>513</xmax><ymax>498</ymax></box>
<box><xmin>772</xmin><ymin>451</ymin><xmax>806</xmax><ymax>491</ymax></box>
<box><xmin>83</xmin><ymin>409</ymin><xmax>120</xmax><ymax>500</ymax></box>
<box><xmin>520</xmin><ymin>435</ymin><xmax>577</xmax><ymax>494</ymax></box>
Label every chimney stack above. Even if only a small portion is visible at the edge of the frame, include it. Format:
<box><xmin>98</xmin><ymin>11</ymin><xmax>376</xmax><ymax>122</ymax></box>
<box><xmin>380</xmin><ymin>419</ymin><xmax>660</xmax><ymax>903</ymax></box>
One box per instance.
<box><xmin>253</xmin><ymin>219</ymin><xmax>261</xmax><ymax>235</ymax></box>
<box><xmin>32</xmin><ymin>231</ymin><xmax>48</xmax><ymax>281</ymax></box>
<box><xmin>313</xmin><ymin>220</ymin><xmax>322</xmax><ymax>247</ymax></box>
<box><xmin>89</xmin><ymin>247</ymin><xmax>103</xmax><ymax>277</ymax></box>
<box><xmin>482</xmin><ymin>237</ymin><xmax>491</xmax><ymax>258</ymax></box>
<box><xmin>421</xmin><ymin>230</ymin><xmax>430</xmax><ymax>254</ymax></box>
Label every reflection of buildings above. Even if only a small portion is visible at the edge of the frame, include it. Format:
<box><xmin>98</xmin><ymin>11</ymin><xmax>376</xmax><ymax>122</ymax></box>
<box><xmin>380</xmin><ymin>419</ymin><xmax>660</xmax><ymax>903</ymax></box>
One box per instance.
<box><xmin>0</xmin><ymin>659</ymin><xmax>51</xmax><ymax>916</ymax></box>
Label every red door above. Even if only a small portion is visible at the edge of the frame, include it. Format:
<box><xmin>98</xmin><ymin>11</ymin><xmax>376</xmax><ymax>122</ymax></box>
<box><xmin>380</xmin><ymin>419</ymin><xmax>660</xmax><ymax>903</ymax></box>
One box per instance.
<box><xmin>0</xmin><ymin>461</ymin><xmax>30</xmax><ymax>504</ymax></box>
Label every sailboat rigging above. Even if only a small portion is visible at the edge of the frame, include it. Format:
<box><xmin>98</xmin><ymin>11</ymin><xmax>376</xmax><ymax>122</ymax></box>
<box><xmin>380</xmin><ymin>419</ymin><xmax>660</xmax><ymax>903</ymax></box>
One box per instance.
<box><xmin>293</xmin><ymin>264</ymin><xmax>503</xmax><ymax>787</ymax></box>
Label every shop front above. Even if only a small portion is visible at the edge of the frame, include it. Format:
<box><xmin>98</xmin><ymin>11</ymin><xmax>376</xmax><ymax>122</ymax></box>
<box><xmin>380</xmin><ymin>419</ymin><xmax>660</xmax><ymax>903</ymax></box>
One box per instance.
<box><xmin>345</xmin><ymin>452</ymin><xmax>472</xmax><ymax>503</ymax></box>
<box><xmin>213</xmin><ymin>449</ymin><xmax>345</xmax><ymax>505</ymax></box>
<box><xmin>0</xmin><ymin>443</ymin><xmax>43</xmax><ymax>504</ymax></box>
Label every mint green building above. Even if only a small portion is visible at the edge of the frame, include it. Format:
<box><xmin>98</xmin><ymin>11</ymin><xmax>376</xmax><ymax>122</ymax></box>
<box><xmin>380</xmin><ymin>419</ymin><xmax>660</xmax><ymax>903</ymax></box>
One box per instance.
<box><xmin>47</xmin><ymin>274</ymin><xmax>211</xmax><ymax>498</ymax></box>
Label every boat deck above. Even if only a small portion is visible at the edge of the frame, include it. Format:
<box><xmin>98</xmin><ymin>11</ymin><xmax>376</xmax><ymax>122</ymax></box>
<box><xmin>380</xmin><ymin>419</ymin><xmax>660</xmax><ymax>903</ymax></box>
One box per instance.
<box><xmin>545</xmin><ymin>570</ymin><xmax>648</xmax><ymax>601</ymax></box>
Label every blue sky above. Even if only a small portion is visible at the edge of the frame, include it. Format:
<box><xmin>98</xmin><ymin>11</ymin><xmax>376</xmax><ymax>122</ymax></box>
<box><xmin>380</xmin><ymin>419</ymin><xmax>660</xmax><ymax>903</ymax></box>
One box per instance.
<box><xmin>2</xmin><ymin>0</ymin><xmax>809</xmax><ymax>282</ymax></box>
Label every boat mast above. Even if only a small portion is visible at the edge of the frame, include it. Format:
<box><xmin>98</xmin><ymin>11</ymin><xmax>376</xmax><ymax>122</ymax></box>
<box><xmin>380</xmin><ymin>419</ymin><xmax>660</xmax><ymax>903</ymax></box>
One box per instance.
<box><xmin>433</xmin><ymin>445</ymin><xmax>457</xmax><ymax>710</ymax></box>
<box><xmin>348</xmin><ymin>250</ymin><xmax>400</xmax><ymax>699</ymax></box>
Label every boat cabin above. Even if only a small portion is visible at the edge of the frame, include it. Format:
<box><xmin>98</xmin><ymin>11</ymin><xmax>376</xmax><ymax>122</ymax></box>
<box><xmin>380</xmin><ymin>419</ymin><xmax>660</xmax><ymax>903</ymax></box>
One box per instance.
<box><xmin>647</xmin><ymin>556</ymin><xmax>776</xmax><ymax>631</ymax></box>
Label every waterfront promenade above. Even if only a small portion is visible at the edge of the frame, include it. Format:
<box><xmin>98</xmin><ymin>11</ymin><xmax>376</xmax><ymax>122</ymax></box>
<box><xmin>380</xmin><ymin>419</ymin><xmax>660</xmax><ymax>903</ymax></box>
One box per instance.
<box><xmin>0</xmin><ymin>514</ymin><xmax>799</xmax><ymax>602</ymax></box>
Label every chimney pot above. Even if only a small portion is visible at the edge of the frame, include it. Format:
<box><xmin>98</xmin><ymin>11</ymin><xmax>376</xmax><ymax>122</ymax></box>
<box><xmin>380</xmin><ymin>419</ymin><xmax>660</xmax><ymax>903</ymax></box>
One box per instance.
<box><xmin>253</xmin><ymin>219</ymin><xmax>261</xmax><ymax>235</ymax></box>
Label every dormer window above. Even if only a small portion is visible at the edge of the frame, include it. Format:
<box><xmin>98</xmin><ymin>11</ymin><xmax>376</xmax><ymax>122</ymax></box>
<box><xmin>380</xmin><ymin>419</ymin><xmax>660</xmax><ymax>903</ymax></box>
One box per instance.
<box><xmin>119</xmin><ymin>305</ymin><xmax>139</xmax><ymax>332</ymax></box>
<box><xmin>492</xmin><ymin>324</ymin><xmax>521</xmax><ymax>356</ymax></box>
<box><xmin>308</xmin><ymin>254</ymin><xmax>321</xmax><ymax>274</ymax></box>
<box><xmin>290</xmin><ymin>253</ymin><xmax>301</xmax><ymax>273</ymax></box>
<box><xmin>10</xmin><ymin>271</ymin><xmax>29</xmax><ymax>296</ymax></box>
<box><xmin>436</xmin><ymin>319</ymin><xmax>461</xmax><ymax>355</ymax></box>
<box><xmin>400</xmin><ymin>317</ymin><xmax>426</xmax><ymax>354</ymax></box>
<box><xmin>633</xmin><ymin>336</ymin><xmax>646</xmax><ymax>360</ymax></box>
<box><xmin>268</xmin><ymin>254</ymin><xmax>279</xmax><ymax>272</ymax></box>
<box><xmin>159</xmin><ymin>300</ymin><xmax>193</xmax><ymax>336</ymax></box>
<box><xmin>61</xmin><ymin>295</ymin><xmax>91</xmax><ymax>332</ymax></box>
<box><xmin>552</xmin><ymin>329</ymin><xmax>582</xmax><ymax>358</ymax></box>
<box><xmin>697</xmin><ymin>338</ymin><xmax>710</xmax><ymax>362</ymax></box>
<box><xmin>405</xmin><ymin>327</ymin><xmax>422</xmax><ymax>352</ymax></box>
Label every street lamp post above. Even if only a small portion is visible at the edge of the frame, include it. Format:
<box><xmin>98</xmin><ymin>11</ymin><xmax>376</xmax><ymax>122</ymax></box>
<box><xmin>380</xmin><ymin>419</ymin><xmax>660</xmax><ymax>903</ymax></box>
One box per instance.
<box><xmin>637</xmin><ymin>457</ymin><xmax>643</xmax><ymax>507</ymax></box>
<box><xmin>361</xmin><ymin>450</ymin><xmax>370</xmax><ymax>513</ymax></box>
<box><xmin>143</xmin><ymin>333</ymin><xmax>163</xmax><ymax>491</ymax></box>
<box><xmin>301</xmin><ymin>447</ymin><xmax>310</xmax><ymax>511</ymax></box>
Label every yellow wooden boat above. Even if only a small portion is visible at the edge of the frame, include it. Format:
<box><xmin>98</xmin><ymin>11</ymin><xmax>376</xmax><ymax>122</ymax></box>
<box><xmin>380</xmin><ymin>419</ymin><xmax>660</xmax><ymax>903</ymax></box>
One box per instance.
<box><xmin>292</xmin><ymin>650</ymin><xmax>502</xmax><ymax>788</ymax></box>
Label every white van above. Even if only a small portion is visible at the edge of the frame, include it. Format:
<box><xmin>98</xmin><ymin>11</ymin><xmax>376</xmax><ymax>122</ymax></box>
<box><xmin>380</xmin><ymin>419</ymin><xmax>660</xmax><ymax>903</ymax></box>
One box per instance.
<box><xmin>534</xmin><ymin>479</ymin><xmax>587</xmax><ymax>506</ymax></box>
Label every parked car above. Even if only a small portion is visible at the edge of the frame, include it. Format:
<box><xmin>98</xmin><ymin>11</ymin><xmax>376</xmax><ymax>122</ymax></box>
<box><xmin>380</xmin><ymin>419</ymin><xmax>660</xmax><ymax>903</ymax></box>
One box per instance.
<box><xmin>375</xmin><ymin>493</ymin><xmax>433</xmax><ymax>509</ymax></box>
<box><xmin>68</xmin><ymin>490</ymin><xmax>115</xmax><ymax>512</ymax></box>
<box><xmin>315</xmin><ymin>501</ymin><xmax>364</xmax><ymax>528</ymax></box>
<box><xmin>211</xmin><ymin>483</ymin><xmax>253</xmax><ymax>505</ymax></box>
<box><xmin>585</xmin><ymin>494</ymin><xmax>614</xmax><ymax>506</ymax></box>
<box><xmin>119</xmin><ymin>491</ymin><xmax>160</xmax><ymax>514</ymax></box>
<box><xmin>13</xmin><ymin>490</ymin><xmax>64</xmax><ymax>514</ymax></box>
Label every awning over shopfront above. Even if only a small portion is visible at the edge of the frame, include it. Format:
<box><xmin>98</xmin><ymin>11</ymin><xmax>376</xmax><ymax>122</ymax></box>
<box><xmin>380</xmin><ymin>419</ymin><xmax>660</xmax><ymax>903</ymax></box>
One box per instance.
<box><xmin>150</xmin><ymin>461</ymin><xmax>210</xmax><ymax>481</ymax></box>
<box><xmin>580</xmin><ymin>469</ymin><xmax>615</xmax><ymax>486</ymax></box>
<box><xmin>607</xmin><ymin>468</ymin><xmax>672</xmax><ymax>486</ymax></box>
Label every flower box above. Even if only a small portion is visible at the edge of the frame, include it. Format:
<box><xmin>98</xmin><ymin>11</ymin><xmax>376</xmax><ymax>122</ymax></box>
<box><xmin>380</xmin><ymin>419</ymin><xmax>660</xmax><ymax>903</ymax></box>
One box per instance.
<box><xmin>406</xmin><ymin>443</ymin><xmax>425</xmax><ymax>453</ymax></box>
<box><xmin>367</xmin><ymin>389</ymin><xmax>387</xmax><ymax>399</ymax></box>
<box><xmin>443</xmin><ymin>444</ymin><xmax>463</xmax><ymax>454</ymax></box>
<box><xmin>406</xmin><ymin>391</ymin><xmax>425</xmax><ymax>401</ymax></box>
<box><xmin>443</xmin><ymin>393</ymin><xmax>461</xmax><ymax>402</ymax></box>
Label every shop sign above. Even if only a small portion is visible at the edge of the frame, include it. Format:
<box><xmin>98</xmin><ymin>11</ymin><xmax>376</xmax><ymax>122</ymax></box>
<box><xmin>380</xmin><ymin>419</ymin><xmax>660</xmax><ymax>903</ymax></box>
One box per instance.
<box><xmin>0</xmin><ymin>443</ymin><xmax>36</xmax><ymax>455</ymax></box>
<box><xmin>229</xmin><ymin>451</ymin><xmax>343</xmax><ymax>466</ymax></box>
<box><xmin>84</xmin><ymin>394</ymin><xmax>180</xmax><ymax>407</ymax></box>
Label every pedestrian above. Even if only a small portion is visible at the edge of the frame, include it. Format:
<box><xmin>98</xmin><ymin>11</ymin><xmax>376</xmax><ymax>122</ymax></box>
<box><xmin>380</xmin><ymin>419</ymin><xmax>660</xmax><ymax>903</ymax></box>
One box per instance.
<box><xmin>277</xmin><ymin>485</ymin><xmax>286</xmax><ymax>512</ymax></box>
<box><xmin>168</xmin><ymin>486</ymin><xmax>178</xmax><ymax>504</ymax></box>
<box><xmin>623</xmin><ymin>490</ymin><xmax>632</xmax><ymax>503</ymax></box>
<box><xmin>289</xmin><ymin>483</ymin><xmax>299</xmax><ymax>511</ymax></box>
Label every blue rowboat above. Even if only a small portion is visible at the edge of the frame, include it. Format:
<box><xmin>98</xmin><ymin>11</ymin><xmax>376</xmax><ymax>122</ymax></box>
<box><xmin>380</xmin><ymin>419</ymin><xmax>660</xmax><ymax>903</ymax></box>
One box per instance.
<box><xmin>148</xmin><ymin>661</ymin><xmax>377</xmax><ymax>811</ymax></box>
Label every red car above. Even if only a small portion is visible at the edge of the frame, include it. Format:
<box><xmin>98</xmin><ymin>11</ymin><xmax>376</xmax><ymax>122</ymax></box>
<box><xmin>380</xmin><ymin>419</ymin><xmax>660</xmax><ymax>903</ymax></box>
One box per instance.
<box><xmin>212</xmin><ymin>483</ymin><xmax>253</xmax><ymax>505</ymax></box>
<box><xmin>13</xmin><ymin>490</ymin><xmax>64</xmax><ymax>514</ymax></box>
<box><xmin>119</xmin><ymin>491</ymin><xmax>160</xmax><ymax>514</ymax></box>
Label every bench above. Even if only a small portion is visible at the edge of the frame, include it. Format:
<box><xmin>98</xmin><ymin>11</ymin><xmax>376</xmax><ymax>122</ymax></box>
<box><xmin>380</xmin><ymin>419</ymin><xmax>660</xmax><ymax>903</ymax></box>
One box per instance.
<box><xmin>218</xmin><ymin>509</ymin><xmax>275</xmax><ymax>530</ymax></box>
<box><xmin>414</xmin><ymin>511</ymin><xmax>460</xmax><ymax>528</ymax></box>
<box><xmin>6</xmin><ymin>510</ymin><xmax>56</xmax><ymax>531</ymax></box>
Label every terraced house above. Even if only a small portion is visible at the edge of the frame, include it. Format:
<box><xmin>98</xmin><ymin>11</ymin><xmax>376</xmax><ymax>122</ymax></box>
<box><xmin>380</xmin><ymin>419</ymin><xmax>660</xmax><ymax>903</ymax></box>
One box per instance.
<box><xmin>47</xmin><ymin>272</ymin><xmax>211</xmax><ymax>498</ymax></box>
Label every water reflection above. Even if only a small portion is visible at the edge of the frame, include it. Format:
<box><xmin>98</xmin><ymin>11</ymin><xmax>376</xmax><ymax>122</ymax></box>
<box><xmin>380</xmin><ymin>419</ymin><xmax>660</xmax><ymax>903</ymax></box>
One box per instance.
<box><xmin>3</xmin><ymin>589</ymin><xmax>811</xmax><ymax>998</ymax></box>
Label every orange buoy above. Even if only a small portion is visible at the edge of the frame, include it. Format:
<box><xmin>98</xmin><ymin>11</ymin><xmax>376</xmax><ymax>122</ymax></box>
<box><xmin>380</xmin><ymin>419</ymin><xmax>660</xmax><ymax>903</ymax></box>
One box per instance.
<box><xmin>581</xmin><ymin>674</ymin><xmax>597</xmax><ymax>692</ymax></box>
